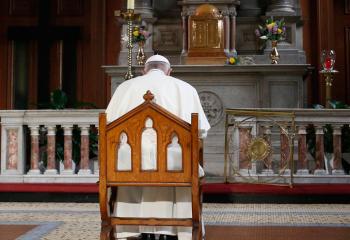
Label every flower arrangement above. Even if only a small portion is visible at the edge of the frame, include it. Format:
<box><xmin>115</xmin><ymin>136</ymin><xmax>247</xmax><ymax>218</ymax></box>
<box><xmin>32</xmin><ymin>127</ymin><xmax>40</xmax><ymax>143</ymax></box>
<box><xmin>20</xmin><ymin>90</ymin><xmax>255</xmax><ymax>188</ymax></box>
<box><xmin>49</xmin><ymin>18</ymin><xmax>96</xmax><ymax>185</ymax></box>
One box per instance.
<box><xmin>132</xmin><ymin>25</ymin><xmax>151</xmax><ymax>44</ymax></box>
<box><xmin>224</xmin><ymin>49</ymin><xmax>239</xmax><ymax>65</ymax></box>
<box><xmin>255</xmin><ymin>17</ymin><xmax>286</xmax><ymax>42</ymax></box>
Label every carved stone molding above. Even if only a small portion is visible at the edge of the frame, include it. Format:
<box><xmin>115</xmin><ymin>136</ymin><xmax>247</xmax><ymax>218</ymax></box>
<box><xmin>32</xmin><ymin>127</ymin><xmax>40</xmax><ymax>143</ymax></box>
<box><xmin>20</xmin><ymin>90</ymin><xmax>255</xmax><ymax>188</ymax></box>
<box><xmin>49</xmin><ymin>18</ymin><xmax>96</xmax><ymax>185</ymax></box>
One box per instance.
<box><xmin>266</xmin><ymin>0</ymin><xmax>295</xmax><ymax>16</ymax></box>
<box><xmin>198</xmin><ymin>91</ymin><xmax>223</xmax><ymax>126</ymax></box>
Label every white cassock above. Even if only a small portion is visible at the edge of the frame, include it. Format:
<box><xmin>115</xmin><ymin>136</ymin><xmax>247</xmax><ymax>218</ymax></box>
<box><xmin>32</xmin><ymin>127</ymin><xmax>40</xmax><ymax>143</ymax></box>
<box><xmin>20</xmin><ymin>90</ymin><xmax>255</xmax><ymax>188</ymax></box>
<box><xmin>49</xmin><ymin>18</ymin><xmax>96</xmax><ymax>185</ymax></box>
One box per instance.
<box><xmin>105</xmin><ymin>69</ymin><xmax>210</xmax><ymax>240</ymax></box>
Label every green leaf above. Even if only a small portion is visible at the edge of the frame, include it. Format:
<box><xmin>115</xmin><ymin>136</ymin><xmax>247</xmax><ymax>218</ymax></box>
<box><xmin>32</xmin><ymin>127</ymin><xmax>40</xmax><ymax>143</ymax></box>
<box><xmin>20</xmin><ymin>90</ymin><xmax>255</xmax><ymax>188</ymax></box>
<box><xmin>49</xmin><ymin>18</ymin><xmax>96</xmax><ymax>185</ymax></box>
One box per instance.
<box><xmin>328</xmin><ymin>100</ymin><xmax>350</xmax><ymax>109</ymax></box>
<box><xmin>50</xmin><ymin>89</ymin><xmax>68</xmax><ymax>109</ymax></box>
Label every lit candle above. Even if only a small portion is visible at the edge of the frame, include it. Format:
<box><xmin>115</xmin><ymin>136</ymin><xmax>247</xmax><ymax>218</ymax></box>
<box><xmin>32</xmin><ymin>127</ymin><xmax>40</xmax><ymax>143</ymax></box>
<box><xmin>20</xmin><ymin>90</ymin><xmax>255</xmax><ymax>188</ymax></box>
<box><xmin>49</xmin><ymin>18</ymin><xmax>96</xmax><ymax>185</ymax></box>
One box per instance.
<box><xmin>127</xmin><ymin>0</ymin><xmax>134</xmax><ymax>10</ymax></box>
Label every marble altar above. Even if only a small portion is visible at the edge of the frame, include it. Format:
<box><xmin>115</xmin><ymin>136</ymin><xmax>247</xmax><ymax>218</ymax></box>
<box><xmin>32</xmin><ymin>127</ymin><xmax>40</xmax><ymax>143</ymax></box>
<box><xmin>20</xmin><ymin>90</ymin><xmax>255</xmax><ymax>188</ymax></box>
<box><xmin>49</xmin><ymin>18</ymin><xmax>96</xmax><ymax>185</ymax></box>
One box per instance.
<box><xmin>103</xmin><ymin>64</ymin><xmax>309</xmax><ymax>179</ymax></box>
<box><xmin>109</xmin><ymin>0</ymin><xmax>308</xmax><ymax>180</ymax></box>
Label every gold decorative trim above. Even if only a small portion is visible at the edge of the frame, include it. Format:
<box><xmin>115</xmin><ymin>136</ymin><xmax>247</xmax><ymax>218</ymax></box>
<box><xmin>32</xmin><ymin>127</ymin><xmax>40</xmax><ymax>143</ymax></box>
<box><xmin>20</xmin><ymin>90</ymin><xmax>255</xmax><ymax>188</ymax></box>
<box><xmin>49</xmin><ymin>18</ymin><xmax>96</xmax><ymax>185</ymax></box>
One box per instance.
<box><xmin>247</xmin><ymin>137</ymin><xmax>271</xmax><ymax>161</ymax></box>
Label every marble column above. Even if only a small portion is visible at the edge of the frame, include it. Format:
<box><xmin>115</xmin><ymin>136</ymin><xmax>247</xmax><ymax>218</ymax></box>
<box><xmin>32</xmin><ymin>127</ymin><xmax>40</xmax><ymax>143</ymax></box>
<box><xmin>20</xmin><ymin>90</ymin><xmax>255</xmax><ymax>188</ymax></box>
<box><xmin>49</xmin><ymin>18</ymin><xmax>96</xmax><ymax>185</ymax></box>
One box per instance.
<box><xmin>181</xmin><ymin>11</ymin><xmax>188</xmax><ymax>55</ymax></box>
<box><xmin>266</xmin><ymin>0</ymin><xmax>295</xmax><ymax>16</ymax></box>
<box><xmin>223</xmin><ymin>11</ymin><xmax>230</xmax><ymax>52</ymax></box>
<box><xmin>314</xmin><ymin>125</ymin><xmax>326</xmax><ymax>175</ymax></box>
<box><xmin>27</xmin><ymin>126</ymin><xmax>40</xmax><ymax>175</ymax></box>
<box><xmin>61</xmin><ymin>125</ymin><xmax>74</xmax><ymax>175</ymax></box>
<box><xmin>332</xmin><ymin>125</ymin><xmax>345</xmax><ymax>175</ymax></box>
<box><xmin>78</xmin><ymin>125</ymin><xmax>92</xmax><ymax>175</ymax></box>
<box><xmin>44</xmin><ymin>126</ymin><xmax>58</xmax><ymax>175</ymax></box>
<box><xmin>296</xmin><ymin>125</ymin><xmax>309</xmax><ymax>175</ymax></box>
<box><xmin>229</xmin><ymin>9</ymin><xmax>237</xmax><ymax>51</ymax></box>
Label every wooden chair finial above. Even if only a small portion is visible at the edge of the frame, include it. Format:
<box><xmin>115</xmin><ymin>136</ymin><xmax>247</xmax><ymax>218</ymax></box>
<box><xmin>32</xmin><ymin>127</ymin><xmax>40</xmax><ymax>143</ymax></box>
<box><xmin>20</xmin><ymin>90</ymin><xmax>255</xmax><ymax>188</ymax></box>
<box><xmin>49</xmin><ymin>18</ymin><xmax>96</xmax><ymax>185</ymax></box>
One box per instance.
<box><xmin>143</xmin><ymin>90</ymin><xmax>155</xmax><ymax>102</ymax></box>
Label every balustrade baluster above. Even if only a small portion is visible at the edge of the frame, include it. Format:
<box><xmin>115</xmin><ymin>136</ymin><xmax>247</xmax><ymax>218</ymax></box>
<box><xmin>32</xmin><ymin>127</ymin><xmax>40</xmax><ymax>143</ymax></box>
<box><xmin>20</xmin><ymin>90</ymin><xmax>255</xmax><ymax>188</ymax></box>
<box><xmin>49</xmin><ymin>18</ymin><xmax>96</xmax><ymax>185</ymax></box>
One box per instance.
<box><xmin>61</xmin><ymin>125</ymin><xmax>74</xmax><ymax>175</ymax></box>
<box><xmin>78</xmin><ymin>125</ymin><xmax>92</xmax><ymax>175</ymax></box>
<box><xmin>296</xmin><ymin>125</ymin><xmax>309</xmax><ymax>175</ymax></box>
<box><xmin>27</xmin><ymin>125</ymin><xmax>40</xmax><ymax>175</ymax></box>
<box><xmin>314</xmin><ymin>125</ymin><xmax>326</xmax><ymax>175</ymax></box>
<box><xmin>44</xmin><ymin>126</ymin><xmax>58</xmax><ymax>175</ymax></box>
<box><xmin>332</xmin><ymin>125</ymin><xmax>345</xmax><ymax>175</ymax></box>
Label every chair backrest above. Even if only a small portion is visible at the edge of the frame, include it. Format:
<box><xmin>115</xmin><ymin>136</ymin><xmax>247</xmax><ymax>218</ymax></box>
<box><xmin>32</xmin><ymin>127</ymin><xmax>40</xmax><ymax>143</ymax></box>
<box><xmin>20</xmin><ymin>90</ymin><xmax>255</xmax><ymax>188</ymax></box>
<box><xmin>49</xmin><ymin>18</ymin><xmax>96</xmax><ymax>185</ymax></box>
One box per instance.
<box><xmin>99</xmin><ymin>91</ymin><xmax>200</xmax><ymax>188</ymax></box>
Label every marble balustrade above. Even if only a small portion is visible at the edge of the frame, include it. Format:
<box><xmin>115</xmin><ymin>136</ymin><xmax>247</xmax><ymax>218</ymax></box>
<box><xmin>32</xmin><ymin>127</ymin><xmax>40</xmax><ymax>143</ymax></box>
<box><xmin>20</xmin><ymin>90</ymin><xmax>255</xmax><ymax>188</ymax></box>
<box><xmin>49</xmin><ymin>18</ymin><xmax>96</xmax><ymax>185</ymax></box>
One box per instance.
<box><xmin>0</xmin><ymin>109</ymin><xmax>103</xmax><ymax>183</ymax></box>
<box><xmin>0</xmin><ymin>109</ymin><xmax>349</xmax><ymax>183</ymax></box>
<box><xmin>226</xmin><ymin>109</ymin><xmax>350</xmax><ymax>184</ymax></box>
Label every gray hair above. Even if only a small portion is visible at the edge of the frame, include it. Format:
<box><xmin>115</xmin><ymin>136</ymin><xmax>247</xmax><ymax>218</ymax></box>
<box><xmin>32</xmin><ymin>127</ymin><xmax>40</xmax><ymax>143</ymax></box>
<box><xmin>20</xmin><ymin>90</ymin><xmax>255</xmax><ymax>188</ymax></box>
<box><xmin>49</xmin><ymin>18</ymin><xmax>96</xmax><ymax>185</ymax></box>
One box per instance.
<box><xmin>144</xmin><ymin>61</ymin><xmax>170</xmax><ymax>73</ymax></box>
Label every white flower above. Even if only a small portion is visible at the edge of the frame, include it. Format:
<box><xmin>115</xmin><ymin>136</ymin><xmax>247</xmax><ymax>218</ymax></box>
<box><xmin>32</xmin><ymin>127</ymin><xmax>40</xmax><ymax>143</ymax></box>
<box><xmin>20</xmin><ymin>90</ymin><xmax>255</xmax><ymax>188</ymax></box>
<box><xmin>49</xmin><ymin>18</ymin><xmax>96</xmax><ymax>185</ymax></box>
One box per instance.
<box><xmin>121</xmin><ymin>34</ymin><xmax>129</xmax><ymax>43</ymax></box>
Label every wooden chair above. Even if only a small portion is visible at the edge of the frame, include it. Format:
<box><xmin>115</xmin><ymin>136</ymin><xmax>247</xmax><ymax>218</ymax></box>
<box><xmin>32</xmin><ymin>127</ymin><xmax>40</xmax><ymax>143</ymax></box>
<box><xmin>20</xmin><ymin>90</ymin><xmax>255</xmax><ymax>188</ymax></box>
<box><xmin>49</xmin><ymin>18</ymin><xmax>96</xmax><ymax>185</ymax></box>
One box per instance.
<box><xmin>99</xmin><ymin>91</ymin><xmax>203</xmax><ymax>240</ymax></box>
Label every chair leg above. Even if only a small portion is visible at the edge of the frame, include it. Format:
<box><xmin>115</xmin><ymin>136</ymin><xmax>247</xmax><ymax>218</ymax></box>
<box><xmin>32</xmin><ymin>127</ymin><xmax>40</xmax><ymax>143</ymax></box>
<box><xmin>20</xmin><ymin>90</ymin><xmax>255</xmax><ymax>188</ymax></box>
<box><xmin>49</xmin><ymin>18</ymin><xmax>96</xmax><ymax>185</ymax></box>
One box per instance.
<box><xmin>100</xmin><ymin>224</ymin><xmax>114</xmax><ymax>240</ymax></box>
<box><xmin>192</xmin><ymin>225</ymin><xmax>203</xmax><ymax>240</ymax></box>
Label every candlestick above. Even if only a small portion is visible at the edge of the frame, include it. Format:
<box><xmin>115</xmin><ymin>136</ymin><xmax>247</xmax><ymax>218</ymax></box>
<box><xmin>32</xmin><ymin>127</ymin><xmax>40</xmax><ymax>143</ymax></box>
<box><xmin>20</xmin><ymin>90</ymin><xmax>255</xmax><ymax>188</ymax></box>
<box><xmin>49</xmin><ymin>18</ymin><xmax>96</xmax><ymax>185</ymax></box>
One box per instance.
<box><xmin>115</xmin><ymin>9</ymin><xmax>140</xmax><ymax>80</ymax></box>
<box><xmin>320</xmin><ymin>69</ymin><xmax>338</xmax><ymax>108</ymax></box>
<box><xmin>320</xmin><ymin>50</ymin><xmax>337</xmax><ymax>108</ymax></box>
<box><xmin>127</xmin><ymin>0</ymin><xmax>134</xmax><ymax>10</ymax></box>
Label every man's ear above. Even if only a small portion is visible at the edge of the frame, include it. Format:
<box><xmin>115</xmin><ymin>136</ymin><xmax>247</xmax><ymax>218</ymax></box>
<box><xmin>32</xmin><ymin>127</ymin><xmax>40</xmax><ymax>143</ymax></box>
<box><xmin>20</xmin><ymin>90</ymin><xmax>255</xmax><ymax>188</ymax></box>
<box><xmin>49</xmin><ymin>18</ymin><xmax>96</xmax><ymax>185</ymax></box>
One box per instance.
<box><xmin>166</xmin><ymin>68</ymin><xmax>172</xmax><ymax>76</ymax></box>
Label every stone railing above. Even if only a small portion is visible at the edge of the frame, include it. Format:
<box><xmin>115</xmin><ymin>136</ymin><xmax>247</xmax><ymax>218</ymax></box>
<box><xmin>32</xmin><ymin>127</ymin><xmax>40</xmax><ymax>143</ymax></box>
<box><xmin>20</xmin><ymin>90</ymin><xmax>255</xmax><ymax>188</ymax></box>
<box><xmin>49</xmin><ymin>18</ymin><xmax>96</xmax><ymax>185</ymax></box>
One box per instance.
<box><xmin>0</xmin><ymin>110</ymin><xmax>104</xmax><ymax>183</ymax></box>
<box><xmin>225</xmin><ymin>109</ymin><xmax>350</xmax><ymax>184</ymax></box>
<box><xmin>0</xmin><ymin>109</ymin><xmax>350</xmax><ymax>184</ymax></box>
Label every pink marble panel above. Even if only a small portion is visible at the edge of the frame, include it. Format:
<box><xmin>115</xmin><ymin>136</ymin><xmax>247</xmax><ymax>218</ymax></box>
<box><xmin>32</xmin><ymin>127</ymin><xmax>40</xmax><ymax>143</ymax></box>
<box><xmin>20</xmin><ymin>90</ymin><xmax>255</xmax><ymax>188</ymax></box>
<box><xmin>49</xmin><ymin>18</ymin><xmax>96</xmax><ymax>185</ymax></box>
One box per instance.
<box><xmin>239</xmin><ymin>127</ymin><xmax>251</xmax><ymax>169</ymax></box>
<box><xmin>7</xmin><ymin>129</ymin><xmax>18</xmax><ymax>169</ymax></box>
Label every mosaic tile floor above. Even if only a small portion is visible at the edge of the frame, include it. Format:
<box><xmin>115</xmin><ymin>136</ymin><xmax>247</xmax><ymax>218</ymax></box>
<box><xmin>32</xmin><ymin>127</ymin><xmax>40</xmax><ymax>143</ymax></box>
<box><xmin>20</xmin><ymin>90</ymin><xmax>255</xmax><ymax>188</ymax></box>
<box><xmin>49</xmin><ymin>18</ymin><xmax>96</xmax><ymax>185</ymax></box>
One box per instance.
<box><xmin>0</xmin><ymin>203</ymin><xmax>349</xmax><ymax>240</ymax></box>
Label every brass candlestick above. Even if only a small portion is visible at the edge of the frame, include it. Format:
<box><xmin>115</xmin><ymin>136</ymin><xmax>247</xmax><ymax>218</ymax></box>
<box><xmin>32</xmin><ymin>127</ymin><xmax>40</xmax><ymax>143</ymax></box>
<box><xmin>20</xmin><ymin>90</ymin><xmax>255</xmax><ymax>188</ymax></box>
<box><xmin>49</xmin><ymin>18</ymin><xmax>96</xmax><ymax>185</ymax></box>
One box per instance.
<box><xmin>320</xmin><ymin>69</ymin><xmax>338</xmax><ymax>108</ymax></box>
<box><xmin>115</xmin><ymin>9</ymin><xmax>140</xmax><ymax>80</ymax></box>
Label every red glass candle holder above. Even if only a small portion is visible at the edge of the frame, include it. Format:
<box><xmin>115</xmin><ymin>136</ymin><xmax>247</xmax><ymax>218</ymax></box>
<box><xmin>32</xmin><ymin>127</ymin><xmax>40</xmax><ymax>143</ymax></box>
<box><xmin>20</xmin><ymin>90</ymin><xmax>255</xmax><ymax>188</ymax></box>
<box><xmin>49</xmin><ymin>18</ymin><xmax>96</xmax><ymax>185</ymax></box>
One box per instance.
<box><xmin>321</xmin><ymin>50</ymin><xmax>336</xmax><ymax>71</ymax></box>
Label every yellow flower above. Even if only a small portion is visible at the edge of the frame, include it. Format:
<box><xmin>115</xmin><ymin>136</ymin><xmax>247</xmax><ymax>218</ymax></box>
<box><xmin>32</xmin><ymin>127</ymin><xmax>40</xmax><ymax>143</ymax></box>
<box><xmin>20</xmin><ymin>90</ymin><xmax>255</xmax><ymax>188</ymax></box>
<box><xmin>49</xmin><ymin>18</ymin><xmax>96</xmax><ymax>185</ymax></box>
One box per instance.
<box><xmin>133</xmin><ymin>31</ymin><xmax>139</xmax><ymax>37</ymax></box>
<box><xmin>229</xmin><ymin>57</ymin><xmax>236</xmax><ymax>64</ymax></box>
<box><xmin>277</xmin><ymin>28</ymin><xmax>283</xmax><ymax>34</ymax></box>
<box><xmin>266</xmin><ymin>22</ymin><xmax>275</xmax><ymax>29</ymax></box>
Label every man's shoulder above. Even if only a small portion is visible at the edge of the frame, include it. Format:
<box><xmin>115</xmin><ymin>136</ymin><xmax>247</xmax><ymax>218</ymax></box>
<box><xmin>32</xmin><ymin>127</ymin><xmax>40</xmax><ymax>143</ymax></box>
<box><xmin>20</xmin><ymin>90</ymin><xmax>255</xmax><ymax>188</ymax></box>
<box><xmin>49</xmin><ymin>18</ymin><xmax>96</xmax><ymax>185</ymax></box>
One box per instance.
<box><xmin>117</xmin><ymin>75</ymin><xmax>145</xmax><ymax>89</ymax></box>
<box><xmin>167</xmin><ymin>76</ymin><xmax>196</xmax><ymax>91</ymax></box>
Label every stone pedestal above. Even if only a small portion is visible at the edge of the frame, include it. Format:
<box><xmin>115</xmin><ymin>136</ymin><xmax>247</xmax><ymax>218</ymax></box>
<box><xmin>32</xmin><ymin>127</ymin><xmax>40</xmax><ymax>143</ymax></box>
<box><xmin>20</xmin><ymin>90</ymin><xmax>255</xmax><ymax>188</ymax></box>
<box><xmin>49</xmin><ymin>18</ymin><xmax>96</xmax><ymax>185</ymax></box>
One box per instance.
<box><xmin>0</xmin><ymin>111</ymin><xmax>25</xmax><ymax>175</ymax></box>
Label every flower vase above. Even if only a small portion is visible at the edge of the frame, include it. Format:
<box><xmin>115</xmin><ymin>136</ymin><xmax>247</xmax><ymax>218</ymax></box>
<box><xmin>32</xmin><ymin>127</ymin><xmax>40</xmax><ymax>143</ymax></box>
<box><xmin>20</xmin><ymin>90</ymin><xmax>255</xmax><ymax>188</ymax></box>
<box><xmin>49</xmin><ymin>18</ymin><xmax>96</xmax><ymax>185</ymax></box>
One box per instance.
<box><xmin>270</xmin><ymin>40</ymin><xmax>280</xmax><ymax>64</ymax></box>
<box><xmin>136</xmin><ymin>41</ymin><xmax>146</xmax><ymax>65</ymax></box>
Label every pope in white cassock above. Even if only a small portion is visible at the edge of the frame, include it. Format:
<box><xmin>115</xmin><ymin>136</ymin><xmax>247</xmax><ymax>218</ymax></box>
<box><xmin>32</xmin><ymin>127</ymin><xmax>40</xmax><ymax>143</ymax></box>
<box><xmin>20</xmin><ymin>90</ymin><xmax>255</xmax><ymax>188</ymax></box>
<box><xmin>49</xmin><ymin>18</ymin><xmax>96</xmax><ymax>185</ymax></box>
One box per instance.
<box><xmin>105</xmin><ymin>55</ymin><xmax>210</xmax><ymax>240</ymax></box>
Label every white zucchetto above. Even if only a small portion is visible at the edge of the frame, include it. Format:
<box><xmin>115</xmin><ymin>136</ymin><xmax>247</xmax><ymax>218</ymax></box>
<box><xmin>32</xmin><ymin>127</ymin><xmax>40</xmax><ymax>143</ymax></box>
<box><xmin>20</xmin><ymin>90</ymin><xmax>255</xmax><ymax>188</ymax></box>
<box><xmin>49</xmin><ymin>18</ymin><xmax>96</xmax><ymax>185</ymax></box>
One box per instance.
<box><xmin>145</xmin><ymin>54</ymin><xmax>170</xmax><ymax>66</ymax></box>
